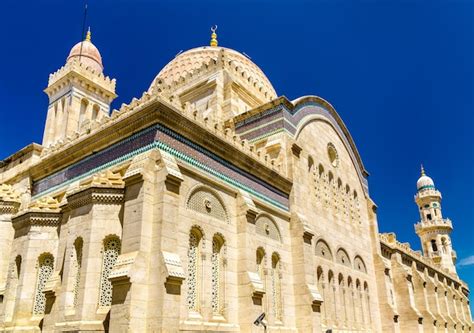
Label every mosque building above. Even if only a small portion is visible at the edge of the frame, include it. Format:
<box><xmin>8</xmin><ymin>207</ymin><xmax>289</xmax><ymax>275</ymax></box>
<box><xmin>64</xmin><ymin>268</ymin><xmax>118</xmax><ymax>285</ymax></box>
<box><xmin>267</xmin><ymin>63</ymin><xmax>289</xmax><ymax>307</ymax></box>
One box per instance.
<box><xmin>0</xmin><ymin>26</ymin><xmax>471</xmax><ymax>332</ymax></box>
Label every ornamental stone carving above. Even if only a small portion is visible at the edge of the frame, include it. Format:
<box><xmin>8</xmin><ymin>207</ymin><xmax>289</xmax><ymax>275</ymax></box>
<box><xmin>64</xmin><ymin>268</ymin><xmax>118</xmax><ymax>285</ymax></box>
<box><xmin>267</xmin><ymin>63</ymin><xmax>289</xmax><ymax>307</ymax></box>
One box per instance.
<box><xmin>0</xmin><ymin>184</ymin><xmax>21</xmax><ymax>215</ymax></box>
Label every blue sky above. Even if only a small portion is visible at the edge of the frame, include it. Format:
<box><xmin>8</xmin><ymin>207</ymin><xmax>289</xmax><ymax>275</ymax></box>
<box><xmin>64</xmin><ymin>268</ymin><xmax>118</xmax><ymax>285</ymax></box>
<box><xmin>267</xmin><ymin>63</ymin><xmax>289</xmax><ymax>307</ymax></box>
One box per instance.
<box><xmin>1</xmin><ymin>0</ymin><xmax>473</xmax><ymax>305</ymax></box>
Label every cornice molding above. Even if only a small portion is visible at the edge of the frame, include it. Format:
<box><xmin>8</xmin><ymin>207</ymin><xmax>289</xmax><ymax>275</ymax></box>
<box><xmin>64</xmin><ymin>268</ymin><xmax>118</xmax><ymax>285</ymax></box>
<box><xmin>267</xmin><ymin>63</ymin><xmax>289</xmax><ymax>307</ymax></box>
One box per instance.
<box><xmin>66</xmin><ymin>186</ymin><xmax>124</xmax><ymax>210</ymax></box>
<box><xmin>0</xmin><ymin>201</ymin><xmax>21</xmax><ymax>215</ymax></box>
<box><xmin>12</xmin><ymin>210</ymin><xmax>61</xmax><ymax>235</ymax></box>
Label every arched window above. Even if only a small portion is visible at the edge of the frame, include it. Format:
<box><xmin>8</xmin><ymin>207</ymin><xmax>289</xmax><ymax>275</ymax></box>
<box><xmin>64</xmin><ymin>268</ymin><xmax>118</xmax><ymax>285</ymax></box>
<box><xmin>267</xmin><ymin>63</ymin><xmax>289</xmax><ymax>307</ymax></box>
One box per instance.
<box><xmin>338</xmin><ymin>273</ymin><xmax>347</xmax><ymax>326</ymax></box>
<box><xmin>336</xmin><ymin>178</ymin><xmax>343</xmax><ymax>213</ymax></box>
<box><xmin>33</xmin><ymin>253</ymin><xmax>54</xmax><ymax>315</ymax></box>
<box><xmin>353</xmin><ymin>190</ymin><xmax>361</xmax><ymax>224</ymax></box>
<box><xmin>187</xmin><ymin>227</ymin><xmax>203</xmax><ymax>313</ymax></box>
<box><xmin>328</xmin><ymin>172</ymin><xmax>336</xmax><ymax>211</ymax></box>
<box><xmin>364</xmin><ymin>282</ymin><xmax>371</xmax><ymax>325</ymax></box>
<box><xmin>92</xmin><ymin>104</ymin><xmax>100</xmax><ymax>121</ymax></box>
<box><xmin>346</xmin><ymin>276</ymin><xmax>356</xmax><ymax>326</ymax></box>
<box><xmin>256</xmin><ymin>247</ymin><xmax>266</xmax><ymax>279</ymax></box>
<box><xmin>79</xmin><ymin>99</ymin><xmax>89</xmax><ymax>129</ymax></box>
<box><xmin>327</xmin><ymin>270</ymin><xmax>336</xmax><ymax>325</ymax></box>
<box><xmin>98</xmin><ymin>236</ymin><xmax>121</xmax><ymax>307</ymax></box>
<box><xmin>15</xmin><ymin>255</ymin><xmax>22</xmax><ymax>278</ymax></box>
<box><xmin>271</xmin><ymin>253</ymin><xmax>282</xmax><ymax>323</ymax></box>
<box><xmin>308</xmin><ymin>156</ymin><xmax>314</xmax><ymax>172</ymax></box>
<box><xmin>73</xmin><ymin>238</ymin><xmax>83</xmax><ymax>307</ymax></box>
<box><xmin>317</xmin><ymin>267</ymin><xmax>326</xmax><ymax>325</ymax></box>
<box><xmin>441</xmin><ymin>237</ymin><xmax>448</xmax><ymax>253</ymax></box>
<box><xmin>431</xmin><ymin>239</ymin><xmax>438</xmax><ymax>252</ymax></box>
<box><xmin>211</xmin><ymin>234</ymin><xmax>225</xmax><ymax>316</ymax></box>
<box><xmin>345</xmin><ymin>184</ymin><xmax>351</xmax><ymax>217</ymax></box>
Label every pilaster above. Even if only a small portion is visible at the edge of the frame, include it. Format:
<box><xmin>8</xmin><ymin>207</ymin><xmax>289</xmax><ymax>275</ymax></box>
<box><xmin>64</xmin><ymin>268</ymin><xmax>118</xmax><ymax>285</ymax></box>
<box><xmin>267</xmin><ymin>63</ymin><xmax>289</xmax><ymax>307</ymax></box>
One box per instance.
<box><xmin>52</xmin><ymin>173</ymin><xmax>124</xmax><ymax>332</ymax></box>
<box><xmin>6</xmin><ymin>199</ymin><xmax>61</xmax><ymax>331</ymax></box>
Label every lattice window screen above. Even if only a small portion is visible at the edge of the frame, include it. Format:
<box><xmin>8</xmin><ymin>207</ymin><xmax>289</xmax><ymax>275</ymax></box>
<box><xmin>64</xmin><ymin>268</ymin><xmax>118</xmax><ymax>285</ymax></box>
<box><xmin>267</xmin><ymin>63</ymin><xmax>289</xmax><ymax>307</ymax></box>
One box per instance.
<box><xmin>187</xmin><ymin>232</ymin><xmax>200</xmax><ymax>312</ymax></box>
<box><xmin>73</xmin><ymin>240</ymin><xmax>83</xmax><ymax>307</ymax></box>
<box><xmin>98</xmin><ymin>237</ymin><xmax>120</xmax><ymax>307</ymax></box>
<box><xmin>211</xmin><ymin>239</ymin><xmax>222</xmax><ymax>314</ymax></box>
<box><xmin>33</xmin><ymin>254</ymin><xmax>54</xmax><ymax>315</ymax></box>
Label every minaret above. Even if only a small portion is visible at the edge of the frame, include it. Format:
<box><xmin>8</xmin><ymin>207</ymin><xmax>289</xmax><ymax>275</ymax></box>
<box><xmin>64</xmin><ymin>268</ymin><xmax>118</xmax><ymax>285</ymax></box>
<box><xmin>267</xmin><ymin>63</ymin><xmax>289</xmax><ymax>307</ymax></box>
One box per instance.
<box><xmin>414</xmin><ymin>165</ymin><xmax>457</xmax><ymax>274</ymax></box>
<box><xmin>42</xmin><ymin>28</ymin><xmax>117</xmax><ymax>147</ymax></box>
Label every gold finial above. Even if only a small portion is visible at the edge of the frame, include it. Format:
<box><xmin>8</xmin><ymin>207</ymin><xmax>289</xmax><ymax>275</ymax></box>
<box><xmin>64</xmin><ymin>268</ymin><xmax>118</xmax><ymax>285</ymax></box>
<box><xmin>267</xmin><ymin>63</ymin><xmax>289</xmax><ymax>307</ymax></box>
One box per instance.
<box><xmin>421</xmin><ymin>164</ymin><xmax>426</xmax><ymax>176</ymax></box>
<box><xmin>85</xmin><ymin>26</ymin><xmax>91</xmax><ymax>42</ymax></box>
<box><xmin>210</xmin><ymin>25</ymin><xmax>218</xmax><ymax>47</ymax></box>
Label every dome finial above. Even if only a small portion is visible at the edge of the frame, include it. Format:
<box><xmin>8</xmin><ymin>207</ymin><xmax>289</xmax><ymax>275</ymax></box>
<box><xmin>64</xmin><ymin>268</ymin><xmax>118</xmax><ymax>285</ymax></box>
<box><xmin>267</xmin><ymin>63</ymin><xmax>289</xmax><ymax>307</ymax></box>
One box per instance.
<box><xmin>210</xmin><ymin>25</ymin><xmax>218</xmax><ymax>47</ymax></box>
<box><xmin>85</xmin><ymin>26</ymin><xmax>91</xmax><ymax>42</ymax></box>
<box><xmin>421</xmin><ymin>164</ymin><xmax>426</xmax><ymax>176</ymax></box>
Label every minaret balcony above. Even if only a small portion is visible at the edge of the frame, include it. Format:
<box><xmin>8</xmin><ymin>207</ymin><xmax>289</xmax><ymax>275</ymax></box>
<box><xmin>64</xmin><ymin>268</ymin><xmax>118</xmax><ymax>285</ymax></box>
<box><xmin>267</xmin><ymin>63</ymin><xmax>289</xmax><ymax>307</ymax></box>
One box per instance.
<box><xmin>414</xmin><ymin>189</ymin><xmax>442</xmax><ymax>201</ymax></box>
<box><xmin>414</xmin><ymin>218</ymin><xmax>452</xmax><ymax>233</ymax></box>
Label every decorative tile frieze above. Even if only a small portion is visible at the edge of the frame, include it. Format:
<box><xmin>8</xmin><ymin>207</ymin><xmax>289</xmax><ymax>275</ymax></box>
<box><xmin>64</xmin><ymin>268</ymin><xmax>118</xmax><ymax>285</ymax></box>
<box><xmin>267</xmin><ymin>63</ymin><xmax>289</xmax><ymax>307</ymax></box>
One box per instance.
<box><xmin>32</xmin><ymin>125</ymin><xmax>289</xmax><ymax>210</ymax></box>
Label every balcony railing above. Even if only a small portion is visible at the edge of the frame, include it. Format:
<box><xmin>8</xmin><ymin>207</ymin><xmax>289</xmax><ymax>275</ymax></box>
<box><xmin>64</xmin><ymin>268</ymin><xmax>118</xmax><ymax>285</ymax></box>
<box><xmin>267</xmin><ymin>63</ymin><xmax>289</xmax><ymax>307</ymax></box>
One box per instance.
<box><xmin>414</xmin><ymin>218</ymin><xmax>452</xmax><ymax>232</ymax></box>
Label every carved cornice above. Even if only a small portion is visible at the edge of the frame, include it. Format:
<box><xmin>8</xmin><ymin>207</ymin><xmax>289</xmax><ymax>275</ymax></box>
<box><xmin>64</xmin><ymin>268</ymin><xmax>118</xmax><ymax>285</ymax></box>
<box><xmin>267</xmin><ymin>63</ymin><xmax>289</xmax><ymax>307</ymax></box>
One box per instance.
<box><xmin>12</xmin><ymin>210</ymin><xmax>61</xmax><ymax>236</ymax></box>
<box><xmin>0</xmin><ymin>201</ymin><xmax>21</xmax><ymax>215</ymax></box>
<box><xmin>66</xmin><ymin>186</ymin><xmax>124</xmax><ymax>210</ymax></box>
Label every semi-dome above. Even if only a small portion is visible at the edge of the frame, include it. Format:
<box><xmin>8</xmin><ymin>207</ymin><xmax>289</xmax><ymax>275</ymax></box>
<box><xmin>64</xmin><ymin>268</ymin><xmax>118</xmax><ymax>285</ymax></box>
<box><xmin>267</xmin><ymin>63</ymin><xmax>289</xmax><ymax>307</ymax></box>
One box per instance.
<box><xmin>417</xmin><ymin>165</ymin><xmax>435</xmax><ymax>191</ymax></box>
<box><xmin>67</xmin><ymin>29</ymin><xmax>103</xmax><ymax>73</ymax></box>
<box><xmin>148</xmin><ymin>46</ymin><xmax>277</xmax><ymax>99</ymax></box>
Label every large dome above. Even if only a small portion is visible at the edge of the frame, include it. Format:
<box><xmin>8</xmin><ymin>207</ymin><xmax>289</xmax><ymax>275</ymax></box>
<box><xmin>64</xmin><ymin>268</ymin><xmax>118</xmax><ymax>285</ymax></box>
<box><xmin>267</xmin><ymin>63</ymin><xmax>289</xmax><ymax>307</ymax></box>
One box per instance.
<box><xmin>149</xmin><ymin>46</ymin><xmax>277</xmax><ymax>99</ymax></box>
<box><xmin>67</xmin><ymin>30</ymin><xmax>103</xmax><ymax>73</ymax></box>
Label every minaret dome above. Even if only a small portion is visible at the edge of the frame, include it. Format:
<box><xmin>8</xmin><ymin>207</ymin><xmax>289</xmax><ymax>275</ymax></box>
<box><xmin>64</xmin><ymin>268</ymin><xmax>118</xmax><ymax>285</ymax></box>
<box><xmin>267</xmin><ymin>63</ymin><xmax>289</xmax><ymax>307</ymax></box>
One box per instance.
<box><xmin>66</xmin><ymin>28</ymin><xmax>103</xmax><ymax>72</ymax></box>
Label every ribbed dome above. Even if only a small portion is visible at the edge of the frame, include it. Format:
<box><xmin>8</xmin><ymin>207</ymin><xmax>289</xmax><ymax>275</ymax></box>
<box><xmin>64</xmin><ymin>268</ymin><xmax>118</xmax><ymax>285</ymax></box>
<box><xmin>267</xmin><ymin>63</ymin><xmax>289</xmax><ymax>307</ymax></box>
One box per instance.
<box><xmin>66</xmin><ymin>30</ymin><xmax>103</xmax><ymax>73</ymax></box>
<box><xmin>149</xmin><ymin>46</ymin><xmax>277</xmax><ymax>99</ymax></box>
<box><xmin>417</xmin><ymin>166</ymin><xmax>435</xmax><ymax>191</ymax></box>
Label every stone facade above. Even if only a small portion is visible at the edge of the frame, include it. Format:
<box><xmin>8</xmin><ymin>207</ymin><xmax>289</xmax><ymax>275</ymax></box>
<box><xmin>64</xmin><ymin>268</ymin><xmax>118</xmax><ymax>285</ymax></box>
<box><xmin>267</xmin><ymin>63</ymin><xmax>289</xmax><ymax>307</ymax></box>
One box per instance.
<box><xmin>0</xmin><ymin>29</ymin><xmax>471</xmax><ymax>332</ymax></box>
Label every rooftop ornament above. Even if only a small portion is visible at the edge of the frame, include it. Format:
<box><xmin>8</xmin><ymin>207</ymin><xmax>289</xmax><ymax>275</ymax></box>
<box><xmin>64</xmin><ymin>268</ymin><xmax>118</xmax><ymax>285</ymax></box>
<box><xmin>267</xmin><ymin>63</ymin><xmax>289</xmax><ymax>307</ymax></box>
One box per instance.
<box><xmin>210</xmin><ymin>25</ymin><xmax>218</xmax><ymax>47</ymax></box>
